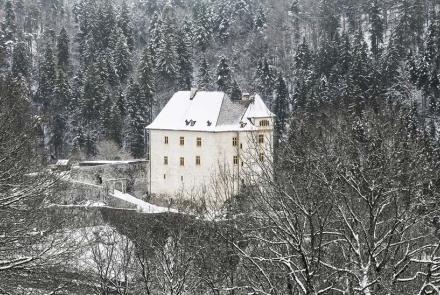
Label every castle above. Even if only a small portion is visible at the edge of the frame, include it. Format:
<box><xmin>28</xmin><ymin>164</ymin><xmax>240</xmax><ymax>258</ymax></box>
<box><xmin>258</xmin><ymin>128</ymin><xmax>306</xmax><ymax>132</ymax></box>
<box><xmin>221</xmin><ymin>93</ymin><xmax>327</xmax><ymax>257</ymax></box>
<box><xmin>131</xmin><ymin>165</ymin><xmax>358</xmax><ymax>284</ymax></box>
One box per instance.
<box><xmin>146</xmin><ymin>90</ymin><xmax>274</xmax><ymax>201</ymax></box>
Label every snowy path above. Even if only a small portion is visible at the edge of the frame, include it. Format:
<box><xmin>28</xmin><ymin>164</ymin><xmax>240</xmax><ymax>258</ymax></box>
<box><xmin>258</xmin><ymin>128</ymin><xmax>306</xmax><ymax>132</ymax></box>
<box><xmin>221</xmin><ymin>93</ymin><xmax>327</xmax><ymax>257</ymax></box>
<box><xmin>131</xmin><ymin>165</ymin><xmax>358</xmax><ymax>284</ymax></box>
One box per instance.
<box><xmin>111</xmin><ymin>190</ymin><xmax>177</xmax><ymax>214</ymax></box>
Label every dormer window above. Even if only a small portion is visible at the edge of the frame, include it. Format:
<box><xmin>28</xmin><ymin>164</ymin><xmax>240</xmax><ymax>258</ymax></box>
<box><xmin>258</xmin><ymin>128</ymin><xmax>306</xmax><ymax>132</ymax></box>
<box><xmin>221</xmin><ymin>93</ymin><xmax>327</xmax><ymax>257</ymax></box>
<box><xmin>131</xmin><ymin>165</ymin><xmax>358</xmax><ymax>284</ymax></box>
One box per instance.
<box><xmin>207</xmin><ymin>120</ymin><xmax>212</xmax><ymax>126</ymax></box>
<box><xmin>259</xmin><ymin>120</ymin><xmax>270</xmax><ymax>127</ymax></box>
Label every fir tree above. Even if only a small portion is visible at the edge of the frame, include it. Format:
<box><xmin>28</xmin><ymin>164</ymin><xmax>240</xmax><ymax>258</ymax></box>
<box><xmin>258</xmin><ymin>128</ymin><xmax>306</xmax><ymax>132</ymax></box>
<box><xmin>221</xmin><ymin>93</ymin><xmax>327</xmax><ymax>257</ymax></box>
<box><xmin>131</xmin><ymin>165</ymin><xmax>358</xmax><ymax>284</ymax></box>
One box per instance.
<box><xmin>50</xmin><ymin>70</ymin><xmax>71</xmax><ymax>158</ymax></box>
<box><xmin>255</xmin><ymin>58</ymin><xmax>276</xmax><ymax>104</ymax></box>
<box><xmin>138</xmin><ymin>47</ymin><xmax>155</xmax><ymax>124</ymax></box>
<box><xmin>148</xmin><ymin>11</ymin><xmax>162</xmax><ymax>65</ymax></box>
<box><xmin>274</xmin><ymin>73</ymin><xmax>289</xmax><ymax>140</ymax></box>
<box><xmin>254</xmin><ymin>6</ymin><xmax>267</xmax><ymax>33</ymax></box>
<box><xmin>176</xmin><ymin>30</ymin><xmax>193</xmax><ymax>90</ymax></box>
<box><xmin>12</xmin><ymin>41</ymin><xmax>31</xmax><ymax>79</ymax></box>
<box><xmin>113</xmin><ymin>28</ymin><xmax>132</xmax><ymax>84</ymax></box>
<box><xmin>4</xmin><ymin>0</ymin><xmax>16</xmax><ymax>42</ymax></box>
<box><xmin>369</xmin><ymin>0</ymin><xmax>383</xmax><ymax>58</ymax></box>
<box><xmin>319</xmin><ymin>0</ymin><xmax>339</xmax><ymax>40</ymax></box>
<box><xmin>118</xmin><ymin>1</ymin><xmax>135</xmax><ymax>52</ymax></box>
<box><xmin>125</xmin><ymin>78</ymin><xmax>145</xmax><ymax>158</ymax></box>
<box><xmin>230</xmin><ymin>79</ymin><xmax>242</xmax><ymax>100</ymax></box>
<box><xmin>197</xmin><ymin>57</ymin><xmax>211</xmax><ymax>90</ymax></box>
<box><xmin>193</xmin><ymin>0</ymin><xmax>213</xmax><ymax>50</ymax></box>
<box><xmin>82</xmin><ymin>63</ymin><xmax>106</xmax><ymax>124</ymax></box>
<box><xmin>216</xmin><ymin>57</ymin><xmax>232</xmax><ymax>93</ymax></box>
<box><xmin>156</xmin><ymin>4</ymin><xmax>178</xmax><ymax>89</ymax></box>
<box><xmin>38</xmin><ymin>45</ymin><xmax>57</xmax><ymax>110</ymax></box>
<box><xmin>289</xmin><ymin>0</ymin><xmax>300</xmax><ymax>43</ymax></box>
<box><xmin>57</xmin><ymin>27</ymin><xmax>70</xmax><ymax>73</ymax></box>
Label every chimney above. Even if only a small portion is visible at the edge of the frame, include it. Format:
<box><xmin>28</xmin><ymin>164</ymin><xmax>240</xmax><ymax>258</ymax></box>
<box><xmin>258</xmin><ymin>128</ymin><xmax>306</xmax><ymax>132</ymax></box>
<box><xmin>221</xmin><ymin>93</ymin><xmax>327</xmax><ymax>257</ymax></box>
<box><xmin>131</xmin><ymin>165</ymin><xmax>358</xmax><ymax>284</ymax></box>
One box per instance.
<box><xmin>190</xmin><ymin>87</ymin><xmax>198</xmax><ymax>100</ymax></box>
<box><xmin>241</xmin><ymin>92</ymin><xmax>250</xmax><ymax>100</ymax></box>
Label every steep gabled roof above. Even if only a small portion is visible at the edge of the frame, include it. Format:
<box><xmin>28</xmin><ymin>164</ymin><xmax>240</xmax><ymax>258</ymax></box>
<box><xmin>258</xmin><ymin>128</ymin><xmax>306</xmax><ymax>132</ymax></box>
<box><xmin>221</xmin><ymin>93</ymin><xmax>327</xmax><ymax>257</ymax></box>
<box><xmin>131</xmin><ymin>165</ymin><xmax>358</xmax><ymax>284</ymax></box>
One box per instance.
<box><xmin>146</xmin><ymin>91</ymin><xmax>274</xmax><ymax>132</ymax></box>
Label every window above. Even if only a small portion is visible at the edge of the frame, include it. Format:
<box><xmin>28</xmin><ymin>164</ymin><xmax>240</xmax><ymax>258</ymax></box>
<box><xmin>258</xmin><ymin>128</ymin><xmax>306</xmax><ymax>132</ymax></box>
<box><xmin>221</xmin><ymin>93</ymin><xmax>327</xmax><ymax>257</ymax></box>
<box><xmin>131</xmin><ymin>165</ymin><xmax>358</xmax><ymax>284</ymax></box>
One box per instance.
<box><xmin>233</xmin><ymin>156</ymin><xmax>239</xmax><ymax>165</ymax></box>
<box><xmin>196</xmin><ymin>156</ymin><xmax>201</xmax><ymax>165</ymax></box>
<box><xmin>181</xmin><ymin>176</ymin><xmax>184</xmax><ymax>181</ymax></box>
<box><xmin>180</xmin><ymin>137</ymin><xmax>185</xmax><ymax>145</ymax></box>
<box><xmin>164</xmin><ymin>174</ymin><xmax>166</xmax><ymax>179</ymax></box>
<box><xmin>164</xmin><ymin>156</ymin><xmax>168</xmax><ymax>165</ymax></box>
<box><xmin>164</xmin><ymin>136</ymin><xmax>169</xmax><ymax>144</ymax></box>
<box><xmin>259</xmin><ymin>120</ymin><xmax>270</xmax><ymax>127</ymax></box>
<box><xmin>197</xmin><ymin>137</ymin><xmax>202</xmax><ymax>147</ymax></box>
<box><xmin>240</xmin><ymin>143</ymin><xmax>243</xmax><ymax>149</ymax></box>
<box><xmin>232</xmin><ymin>137</ymin><xmax>238</xmax><ymax>146</ymax></box>
<box><xmin>258</xmin><ymin>134</ymin><xmax>264</xmax><ymax>144</ymax></box>
<box><xmin>259</xmin><ymin>153</ymin><xmax>264</xmax><ymax>161</ymax></box>
<box><xmin>180</xmin><ymin>157</ymin><xmax>185</xmax><ymax>166</ymax></box>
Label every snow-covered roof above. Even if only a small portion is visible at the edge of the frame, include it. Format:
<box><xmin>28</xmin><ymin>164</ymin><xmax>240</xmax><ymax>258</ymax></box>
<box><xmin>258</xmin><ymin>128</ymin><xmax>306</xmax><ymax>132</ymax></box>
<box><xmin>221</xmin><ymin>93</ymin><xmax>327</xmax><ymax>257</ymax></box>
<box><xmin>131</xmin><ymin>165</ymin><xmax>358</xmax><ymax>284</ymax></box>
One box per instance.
<box><xmin>147</xmin><ymin>91</ymin><xmax>274</xmax><ymax>132</ymax></box>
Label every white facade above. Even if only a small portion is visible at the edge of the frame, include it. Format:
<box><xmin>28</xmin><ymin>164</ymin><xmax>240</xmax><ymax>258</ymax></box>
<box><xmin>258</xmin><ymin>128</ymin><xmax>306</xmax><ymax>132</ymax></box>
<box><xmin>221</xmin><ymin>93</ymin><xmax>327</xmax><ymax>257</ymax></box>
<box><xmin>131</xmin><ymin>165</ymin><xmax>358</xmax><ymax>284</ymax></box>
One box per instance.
<box><xmin>146</xmin><ymin>91</ymin><xmax>274</xmax><ymax>202</ymax></box>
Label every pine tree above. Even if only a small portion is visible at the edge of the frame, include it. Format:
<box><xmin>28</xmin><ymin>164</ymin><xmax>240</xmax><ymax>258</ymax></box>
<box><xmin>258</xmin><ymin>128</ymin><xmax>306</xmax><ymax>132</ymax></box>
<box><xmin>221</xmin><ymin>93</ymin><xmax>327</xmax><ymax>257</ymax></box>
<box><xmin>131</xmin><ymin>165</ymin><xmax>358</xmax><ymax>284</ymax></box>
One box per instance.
<box><xmin>197</xmin><ymin>57</ymin><xmax>211</xmax><ymax>90</ymax></box>
<box><xmin>57</xmin><ymin>27</ymin><xmax>70</xmax><ymax>73</ymax></box>
<box><xmin>369</xmin><ymin>0</ymin><xmax>383</xmax><ymax>58</ymax></box>
<box><xmin>118</xmin><ymin>1</ymin><xmax>135</xmax><ymax>52</ymax></box>
<box><xmin>274</xmin><ymin>73</ymin><xmax>289</xmax><ymax>141</ymax></box>
<box><xmin>4</xmin><ymin>0</ymin><xmax>16</xmax><ymax>42</ymax></box>
<box><xmin>12</xmin><ymin>41</ymin><xmax>31</xmax><ymax>79</ymax></box>
<box><xmin>38</xmin><ymin>45</ymin><xmax>57</xmax><ymax>110</ymax></box>
<box><xmin>216</xmin><ymin>57</ymin><xmax>232</xmax><ymax>93</ymax></box>
<box><xmin>176</xmin><ymin>30</ymin><xmax>193</xmax><ymax>90</ymax></box>
<box><xmin>230</xmin><ymin>79</ymin><xmax>242</xmax><ymax>100</ymax></box>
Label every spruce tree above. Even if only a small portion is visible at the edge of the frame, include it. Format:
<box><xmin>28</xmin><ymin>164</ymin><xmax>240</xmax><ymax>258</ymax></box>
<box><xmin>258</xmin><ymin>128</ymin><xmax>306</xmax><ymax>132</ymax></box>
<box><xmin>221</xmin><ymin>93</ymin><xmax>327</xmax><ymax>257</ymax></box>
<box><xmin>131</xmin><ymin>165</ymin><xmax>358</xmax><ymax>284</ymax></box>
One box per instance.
<box><xmin>369</xmin><ymin>0</ymin><xmax>383</xmax><ymax>58</ymax></box>
<box><xmin>50</xmin><ymin>70</ymin><xmax>71</xmax><ymax>158</ymax></box>
<box><xmin>4</xmin><ymin>0</ymin><xmax>16</xmax><ymax>42</ymax></box>
<box><xmin>12</xmin><ymin>41</ymin><xmax>31</xmax><ymax>79</ymax></box>
<box><xmin>125</xmin><ymin>78</ymin><xmax>145</xmax><ymax>158</ymax></box>
<box><xmin>118</xmin><ymin>1</ymin><xmax>135</xmax><ymax>52</ymax></box>
<box><xmin>230</xmin><ymin>79</ymin><xmax>242</xmax><ymax>101</ymax></box>
<box><xmin>216</xmin><ymin>57</ymin><xmax>232</xmax><ymax>93</ymax></box>
<box><xmin>197</xmin><ymin>57</ymin><xmax>211</xmax><ymax>90</ymax></box>
<box><xmin>176</xmin><ymin>30</ymin><xmax>193</xmax><ymax>90</ymax></box>
<box><xmin>148</xmin><ymin>11</ymin><xmax>162</xmax><ymax>65</ymax></box>
<box><xmin>156</xmin><ymin>4</ymin><xmax>178</xmax><ymax>89</ymax></box>
<box><xmin>254</xmin><ymin>6</ymin><xmax>267</xmax><ymax>33</ymax></box>
<box><xmin>274</xmin><ymin>74</ymin><xmax>289</xmax><ymax>141</ymax></box>
<box><xmin>113</xmin><ymin>28</ymin><xmax>132</xmax><ymax>84</ymax></box>
<box><xmin>38</xmin><ymin>45</ymin><xmax>57</xmax><ymax>110</ymax></box>
<box><xmin>193</xmin><ymin>0</ymin><xmax>213</xmax><ymax>50</ymax></box>
<box><xmin>82</xmin><ymin>63</ymin><xmax>105</xmax><ymax>125</ymax></box>
<box><xmin>138</xmin><ymin>47</ymin><xmax>155</xmax><ymax>123</ymax></box>
<box><xmin>289</xmin><ymin>0</ymin><xmax>300</xmax><ymax>43</ymax></box>
<box><xmin>57</xmin><ymin>27</ymin><xmax>70</xmax><ymax>73</ymax></box>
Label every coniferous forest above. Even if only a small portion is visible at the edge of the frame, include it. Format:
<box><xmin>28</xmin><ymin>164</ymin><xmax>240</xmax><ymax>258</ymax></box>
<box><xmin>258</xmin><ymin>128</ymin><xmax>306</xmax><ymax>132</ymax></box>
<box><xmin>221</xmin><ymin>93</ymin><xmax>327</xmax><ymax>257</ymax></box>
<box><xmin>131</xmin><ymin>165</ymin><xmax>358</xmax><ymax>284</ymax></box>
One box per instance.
<box><xmin>3</xmin><ymin>0</ymin><xmax>440</xmax><ymax>294</ymax></box>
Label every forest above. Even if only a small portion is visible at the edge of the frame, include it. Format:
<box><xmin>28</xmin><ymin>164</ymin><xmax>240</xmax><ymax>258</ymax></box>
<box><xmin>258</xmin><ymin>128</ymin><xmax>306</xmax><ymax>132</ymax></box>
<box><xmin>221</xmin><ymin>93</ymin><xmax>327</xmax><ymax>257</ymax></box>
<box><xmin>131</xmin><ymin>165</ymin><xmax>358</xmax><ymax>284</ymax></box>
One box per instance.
<box><xmin>2</xmin><ymin>0</ymin><xmax>440</xmax><ymax>294</ymax></box>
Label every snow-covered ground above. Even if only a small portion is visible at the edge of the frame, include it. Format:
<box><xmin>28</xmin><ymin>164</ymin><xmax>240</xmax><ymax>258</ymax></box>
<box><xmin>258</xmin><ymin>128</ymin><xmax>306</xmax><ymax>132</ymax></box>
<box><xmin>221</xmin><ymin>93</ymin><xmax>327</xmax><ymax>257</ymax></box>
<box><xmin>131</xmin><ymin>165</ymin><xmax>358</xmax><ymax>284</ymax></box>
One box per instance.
<box><xmin>112</xmin><ymin>190</ymin><xmax>177</xmax><ymax>214</ymax></box>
